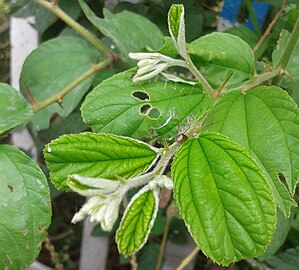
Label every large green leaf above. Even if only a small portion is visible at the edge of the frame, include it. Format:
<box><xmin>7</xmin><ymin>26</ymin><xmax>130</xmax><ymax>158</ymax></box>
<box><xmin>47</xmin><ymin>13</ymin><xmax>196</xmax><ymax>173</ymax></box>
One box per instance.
<box><xmin>188</xmin><ymin>32</ymin><xmax>255</xmax><ymax>89</ymax></box>
<box><xmin>206</xmin><ymin>86</ymin><xmax>299</xmax><ymax>216</ymax></box>
<box><xmin>20</xmin><ymin>36</ymin><xmax>102</xmax><ymax>131</ymax></box>
<box><xmin>78</xmin><ymin>0</ymin><xmax>163</xmax><ymax>65</ymax></box>
<box><xmin>44</xmin><ymin>133</ymin><xmax>159</xmax><ymax>191</ymax></box>
<box><xmin>81</xmin><ymin>69</ymin><xmax>211</xmax><ymax>140</ymax></box>
<box><xmin>0</xmin><ymin>145</ymin><xmax>51</xmax><ymax>269</ymax></box>
<box><xmin>266</xmin><ymin>246</ymin><xmax>299</xmax><ymax>270</ymax></box>
<box><xmin>0</xmin><ymin>83</ymin><xmax>33</xmax><ymax>135</ymax></box>
<box><xmin>172</xmin><ymin>132</ymin><xmax>276</xmax><ymax>266</ymax></box>
<box><xmin>272</xmin><ymin>30</ymin><xmax>299</xmax><ymax>105</ymax></box>
<box><xmin>116</xmin><ymin>188</ymin><xmax>159</xmax><ymax>256</ymax></box>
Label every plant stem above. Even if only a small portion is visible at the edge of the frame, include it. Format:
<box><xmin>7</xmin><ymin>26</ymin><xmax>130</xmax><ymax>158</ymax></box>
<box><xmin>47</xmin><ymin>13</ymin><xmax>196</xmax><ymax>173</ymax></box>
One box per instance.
<box><xmin>176</xmin><ymin>246</ymin><xmax>200</xmax><ymax>270</ymax></box>
<box><xmin>232</xmin><ymin>68</ymin><xmax>281</xmax><ymax>92</ymax></box>
<box><xmin>244</xmin><ymin>0</ymin><xmax>261</xmax><ymax>37</ymax></box>
<box><xmin>276</xmin><ymin>15</ymin><xmax>299</xmax><ymax>69</ymax></box>
<box><xmin>32</xmin><ymin>59</ymin><xmax>112</xmax><ymax>112</ymax></box>
<box><xmin>253</xmin><ymin>0</ymin><xmax>286</xmax><ymax>53</ymax></box>
<box><xmin>155</xmin><ymin>218</ymin><xmax>170</xmax><ymax>270</ymax></box>
<box><xmin>33</xmin><ymin>0</ymin><xmax>111</xmax><ymax>57</ymax></box>
<box><xmin>185</xmin><ymin>56</ymin><xmax>214</xmax><ymax>96</ymax></box>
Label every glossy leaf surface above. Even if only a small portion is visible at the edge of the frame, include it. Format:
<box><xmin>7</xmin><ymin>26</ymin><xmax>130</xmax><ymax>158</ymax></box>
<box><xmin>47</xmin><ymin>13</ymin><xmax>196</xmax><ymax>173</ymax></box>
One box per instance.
<box><xmin>188</xmin><ymin>32</ymin><xmax>255</xmax><ymax>89</ymax></box>
<box><xmin>206</xmin><ymin>86</ymin><xmax>299</xmax><ymax>216</ymax></box>
<box><xmin>0</xmin><ymin>83</ymin><xmax>32</xmax><ymax>135</ymax></box>
<box><xmin>0</xmin><ymin>145</ymin><xmax>51</xmax><ymax>270</ymax></box>
<box><xmin>116</xmin><ymin>188</ymin><xmax>159</xmax><ymax>256</ymax></box>
<box><xmin>79</xmin><ymin>0</ymin><xmax>163</xmax><ymax>65</ymax></box>
<box><xmin>20</xmin><ymin>36</ymin><xmax>102</xmax><ymax>131</ymax></box>
<box><xmin>81</xmin><ymin>70</ymin><xmax>211</xmax><ymax>139</ymax></box>
<box><xmin>44</xmin><ymin>133</ymin><xmax>158</xmax><ymax>191</ymax></box>
<box><xmin>172</xmin><ymin>132</ymin><xmax>276</xmax><ymax>266</ymax></box>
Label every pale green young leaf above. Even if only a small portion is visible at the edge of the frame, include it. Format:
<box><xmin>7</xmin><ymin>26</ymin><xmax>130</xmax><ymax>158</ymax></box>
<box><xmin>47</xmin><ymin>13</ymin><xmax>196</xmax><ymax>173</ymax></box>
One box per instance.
<box><xmin>81</xmin><ymin>69</ymin><xmax>211</xmax><ymax>140</ymax></box>
<box><xmin>172</xmin><ymin>132</ymin><xmax>276</xmax><ymax>266</ymax></box>
<box><xmin>44</xmin><ymin>133</ymin><xmax>158</xmax><ymax>191</ymax></box>
<box><xmin>0</xmin><ymin>83</ymin><xmax>33</xmax><ymax>135</ymax></box>
<box><xmin>188</xmin><ymin>32</ymin><xmax>255</xmax><ymax>89</ymax></box>
<box><xmin>167</xmin><ymin>4</ymin><xmax>187</xmax><ymax>59</ymax></box>
<box><xmin>78</xmin><ymin>0</ymin><xmax>163</xmax><ymax>65</ymax></box>
<box><xmin>0</xmin><ymin>145</ymin><xmax>51</xmax><ymax>270</ymax></box>
<box><xmin>206</xmin><ymin>86</ymin><xmax>299</xmax><ymax>216</ymax></box>
<box><xmin>20</xmin><ymin>36</ymin><xmax>102</xmax><ymax>131</ymax></box>
<box><xmin>116</xmin><ymin>188</ymin><xmax>159</xmax><ymax>256</ymax></box>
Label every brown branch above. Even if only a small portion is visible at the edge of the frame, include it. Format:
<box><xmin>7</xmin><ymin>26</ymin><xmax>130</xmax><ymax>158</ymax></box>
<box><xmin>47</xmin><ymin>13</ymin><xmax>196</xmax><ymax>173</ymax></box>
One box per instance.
<box><xmin>253</xmin><ymin>0</ymin><xmax>287</xmax><ymax>53</ymax></box>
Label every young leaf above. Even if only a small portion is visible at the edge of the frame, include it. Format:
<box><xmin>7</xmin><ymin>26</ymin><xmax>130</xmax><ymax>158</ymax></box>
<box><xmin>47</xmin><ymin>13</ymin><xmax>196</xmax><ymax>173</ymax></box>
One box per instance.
<box><xmin>0</xmin><ymin>145</ymin><xmax>51</xmax><ymax>269</ymax></box>
<box><xmin>20</xmin><ymin>36</ymin><xmax>102</xmax><ymax>131</ymax></box>
<box><xmin>188</xmin><ymin>32</ymin><xmax>255</xmax><ymax>89</ymax></box>
<box><xmin>78</xmin><ymin>0</ymin><xmax>163</xmax><ymax>65</ymax></box>
<box><xmin>81</xmin><ymin>69</ymin><xmax>211</xmax><ymax>140</ymax></box>
<box><xmin>116</xmin><ymin>187</ymin><xmax>159</xmax><ymax>256</ymax></box>
<box><xmin>0</xmin><ymin>83</ymin><xmax>33</xmax><ymax>135</ymax></box>
<box><xmin>172</xmin><ymin>132</ymin><xmax>276</xmax><ymax>266</ymax></box>
<box><xmin>206</xmin><ymin>86</ymin><xmax>299</xmax><ymax>216</ymax></box>
<box><xmin>168</xmin><ymin>4</ymin><xmax>187</xmax><ymax>59</ymax></box>
<box><xmin>44</xmin><ymin>133</ymin><xmax>159</xmax><ymax>191</ymax></box>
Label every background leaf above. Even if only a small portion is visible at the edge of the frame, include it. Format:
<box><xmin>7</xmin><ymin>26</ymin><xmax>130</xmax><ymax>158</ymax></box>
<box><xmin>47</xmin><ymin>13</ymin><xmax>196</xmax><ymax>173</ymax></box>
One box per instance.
<box><xmin>79</xmin><ymin>0</ymin><xmax>163</xmax><ymax>65</ymax></box>
<box><xmin>172</xmin><ymin>132</ymin><xmax>276</xmax><ymax>266</ymax></box>
<box><xmin>188</xmin><ymin>32</ymin><xmax>255</xmax><ymax>89</ymax></box>
<box><xmin>20</xmin><ymin>36</ymin><xmax>102</xmax><ymax>131</ymax></box>
<box><xmin>44</xmin><ymin>133</ymin><xmax>158</xmax><ymax>191</ymax></box>
<box><xmin>206</xmin><ymin>86</ymin><xmax>299</xmax><ymax>216</ymax></box>
<box><xmin>137</xmin><ymin>243</ymin><xmax>161</xmax><ymax>270</ymax></box>
<box><xmin>0</xmin><ymin>145</ymin><xmax>51</xmax><ymax>270</ymax></box>
<box><xmin>81</xmin><ymin>69</ymin><xmax>211</xmax><ymax>140</ymax></box>
<box><xmin>265</xmin><ymin>246</ymin><xmax>299</xmax><ymax>270</ymax></box>
<box><xmin>0</xmin><ymin>83</ymin><xmax>33</xmax><ymax>135</ymax></box>
<box><xmin>116</xmin><ymin>188</ymin><xmax>159</xmax><ymax>256</ymax></box>
<box><xmin>272</xmin><ymin>29</ymin><xmax>299</xmax><ymax>106</ymax></box>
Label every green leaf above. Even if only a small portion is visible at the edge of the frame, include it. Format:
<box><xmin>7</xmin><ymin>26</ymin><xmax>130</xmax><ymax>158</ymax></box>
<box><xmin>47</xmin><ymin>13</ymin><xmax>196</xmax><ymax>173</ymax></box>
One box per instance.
<box><xmin>20</xmin><ymin>36</ymin><xmax>102</xmax><ymax>131</ymax></box>
<box><xmin>168</xmin><ymin>4</ymin><xmax>184</xmax><ymax>39</ymax></box>
<box><xmin>188</xmin><ymin>32</ymin><xmax>255</xmax><ymax>89</ymax></box>
<box><xmin>259</xmin><ymin>208</ymin><xmax>294</xmax><ymax>260</ymax></box>
<box><xmin>0</xmin><ymin>83</ymin><xmax>33</xmax><ymax>135</ymax></box>
<box><xmin>172</xmin><ymin>132</ymin><xmax>276</xmax><ymax>266</ymax></box>
<box><xmin>137</xmin><ymin>243</ymin><xmax>161</xmax><ymax>270</ymax></box>
<box><xmin>272</xmin><ymin>30</ymin><xmax>299</xmax><ymax>105</ymax></box>
<box><xmin>78</xmin><ymin>0</ymin><xmax>163</xmax><ymax>65</ymax></box>
<box><xmin>206</xmin><ymin>86</ymin><xmax>299</xmax><ymax>216</ymax></box>
<box><xmin>266</xmin><ymin>246</ymin><xmax>299</xmax><ymax>270</ymax></box>
<box><xmin>0</xmin><ymin>145</ymin><xmax>51</xmax><ymax>269</ymax></box>
<box><xmin>116</xmin><ymin>188</ymin><xmax>159</xmax><ymax>256</ymax></box>
<box><xmin>44</xmin><ymin>133</ymin><xmax>158</xmax><ymax>191</ymax></box>
<box><xmin>81</xmin><ymin>69</ymin><xmax>211</xmax><ymax>140</ymax></box>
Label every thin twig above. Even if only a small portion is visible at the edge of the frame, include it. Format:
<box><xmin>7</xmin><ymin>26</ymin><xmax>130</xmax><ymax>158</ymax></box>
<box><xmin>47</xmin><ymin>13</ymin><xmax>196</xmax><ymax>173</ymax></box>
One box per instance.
<box><xmin>44</xmin><ymin>232</ymin><xmax>64</xmax><ymax>270</ymax></box>
<box><xmin>32</xmin><ymin>58</ymin><xmax>112</xmax><ymax>112</ymax></box>
<box><xmin>33</xmin><ymin>0</ymin><xmax>111</xmax><ymax>58</ymax></box>
<box><xmin>130</xmin><ymin>254</ymin><xmax>138</xmax><ymax>270</ymax></box>
<box><xmin>155</xmin><ymin>218</ymin><xmax>170</xmax><ymax>270</ymax></box>
<box><xmin>176</xmin><ymin>246</ymin><xmax>200</xmax><ymax>270</ymax></box>
<box><xmin>253</xmin><ymin>0</ymin><xmax>287</xmax><ymax>52</ymax></box>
